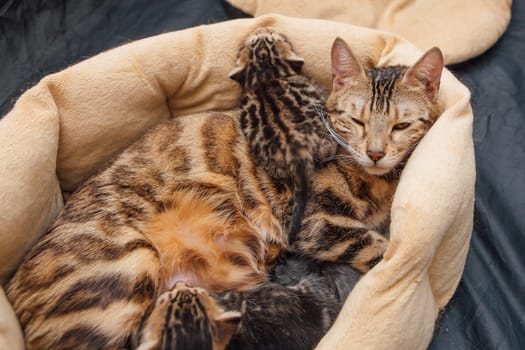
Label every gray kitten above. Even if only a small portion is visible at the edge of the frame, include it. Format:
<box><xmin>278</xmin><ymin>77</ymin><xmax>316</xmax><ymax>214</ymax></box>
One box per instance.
<box><xmin>216</xmin><ymin>254</ymin><xmax>361</xmax><ymax>350</ymax></box>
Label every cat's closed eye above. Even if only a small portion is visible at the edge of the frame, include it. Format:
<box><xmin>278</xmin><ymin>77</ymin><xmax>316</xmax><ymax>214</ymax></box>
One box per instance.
<box><xmin>351</xmin><ymin>118</ymin><xmax>365</xmax><ymax>127</ymax></box>
<box><xmin>392</xmin><ymin>122</ymin><xmax>411</xmax><ymax>131</ymax></box>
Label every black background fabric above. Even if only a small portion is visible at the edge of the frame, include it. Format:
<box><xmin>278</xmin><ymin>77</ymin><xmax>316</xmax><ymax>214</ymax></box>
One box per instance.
<box><xmin>430</xmin><ymin>0</ymin><xmax>525</xmax><ymax>348</ymax></box>
<box><xmin>1</xmin><ymin>0</ymin><xmax>523</xmax><ymax>348</ymax></box>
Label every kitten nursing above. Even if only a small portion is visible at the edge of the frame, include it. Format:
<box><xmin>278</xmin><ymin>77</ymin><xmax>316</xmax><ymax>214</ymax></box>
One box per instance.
<box><xmin>6</xmin><ymin>26</ymin><xmax>443</xmax><ymax>350</ymax></box>
<box><xmin>221</xmin><ymin>254</ymin><xmax>361</xmax><ymax>350</ymax></box>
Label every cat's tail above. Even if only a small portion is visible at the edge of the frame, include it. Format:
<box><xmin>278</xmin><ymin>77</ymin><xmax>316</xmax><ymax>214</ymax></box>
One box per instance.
<box><xmin>288</xmin><ymin>160</ymin><xmax>312</xmax><ymax>245</ymax></box>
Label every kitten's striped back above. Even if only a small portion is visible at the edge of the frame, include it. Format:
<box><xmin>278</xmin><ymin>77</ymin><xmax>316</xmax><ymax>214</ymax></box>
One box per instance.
<box><xmin>230</xmin><ymin>27</ymin><xmax>336</xmax><ymax>243</ymax></box>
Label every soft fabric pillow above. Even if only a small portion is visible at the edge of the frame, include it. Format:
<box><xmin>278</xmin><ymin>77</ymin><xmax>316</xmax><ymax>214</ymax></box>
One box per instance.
<box><xmin>0</xmin><ymin>15</ymin><xmax>474</xmax><ymax>349</ymax></box>
<box><xmin>227</xmin><ymin>0</ymin><xmax>512</xmax><ymax>64</ymax></box>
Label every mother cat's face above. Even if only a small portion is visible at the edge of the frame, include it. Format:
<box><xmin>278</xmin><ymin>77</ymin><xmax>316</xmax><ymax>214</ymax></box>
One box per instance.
<box><xmin>325</xmin><ymin>38</ymin><xmax>444</xmax><ymax>176</ymax></box>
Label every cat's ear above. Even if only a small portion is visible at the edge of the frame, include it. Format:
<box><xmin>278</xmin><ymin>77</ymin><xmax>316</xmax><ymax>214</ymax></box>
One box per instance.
<box><xmin>402</xmin><ymin>47</ymin><xmax>444</xmax><ymax>101</ymax></box>
<box><xmin>331</xmin><ymin>38</ymin><xmax>366</xmax><ymax>90</ymax></box>
<box><xmin>214</xmin><ymin>310</ymin><xmax>241</xmax><ymax>348</ymax></box>
<box><xmin>229</xmin><ymin>44</ymin><xmax>248</xmax><ymax>85</ymax></box>
<box><xmin>286</xmin><ymin>54</ymin><xmax>305</xmax><ymax>74</ymax></box>
<box><xmin>229</xmin><ymin>64</ymin><xmax>246</xmax><ymax>85</ymax></box>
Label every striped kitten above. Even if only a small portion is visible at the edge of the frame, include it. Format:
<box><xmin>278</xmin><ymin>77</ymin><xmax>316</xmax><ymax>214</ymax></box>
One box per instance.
<box><xmin>136</xmin><ymin>282</ymin><xmax>241</xmax><ymax>350</ymax></box>
<box><xmin>6</xmin><ymin>32</ymin><xmax>443</xmax><ymax>349</ymax></box>
<box><xmin>229</xmin><ymin>27</ymin><xmax>337</xmax><ymax>243</ymax></box>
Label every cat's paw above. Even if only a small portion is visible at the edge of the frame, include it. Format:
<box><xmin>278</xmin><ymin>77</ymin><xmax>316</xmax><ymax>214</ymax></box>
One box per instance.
<box><xmin>352</xmin><ymin>230</ymin><xmax>389</xmax><ymax>272</ymax></box>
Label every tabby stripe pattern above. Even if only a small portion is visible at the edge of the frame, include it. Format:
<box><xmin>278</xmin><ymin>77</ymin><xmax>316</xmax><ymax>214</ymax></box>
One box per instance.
<box><xmin>370</xmin><ymin>66</ymin><xmax>406</xmax><ymax>113</ymax></box>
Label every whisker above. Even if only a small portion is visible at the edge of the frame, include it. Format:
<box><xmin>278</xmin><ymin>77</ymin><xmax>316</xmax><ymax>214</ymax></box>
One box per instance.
<box><xmin>315</xmin><ymin>107</ymin><xmax>355</xmax><ymax>154</ymax></box>
<box><xmin>321</xmin><ymin>154</ymin><xmax>354</xmax><ymax>163</ymax></box>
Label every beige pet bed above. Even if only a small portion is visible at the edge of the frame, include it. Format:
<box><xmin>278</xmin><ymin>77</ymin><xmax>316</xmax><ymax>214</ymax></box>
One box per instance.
<box><xmin>0</xmin><ymin>15</ymin><xmax>475</xmax><ymax>350</ymax></box>
<box><xmin>227</xmin><ymin>0</ymin><xmax>512</xmax><ymax>64</ymax></box>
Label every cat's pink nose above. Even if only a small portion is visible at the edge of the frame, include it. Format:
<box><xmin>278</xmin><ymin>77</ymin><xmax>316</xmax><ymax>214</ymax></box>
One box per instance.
<box><xmin>367</xmin><ymin>150</ymin><xmax>385</xmax><ymax>162</ymax></box>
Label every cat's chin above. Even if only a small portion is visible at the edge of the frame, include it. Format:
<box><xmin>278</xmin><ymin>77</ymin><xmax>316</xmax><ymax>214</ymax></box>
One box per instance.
<box><xmin>363</xmin><ymin>165</ymin><xmax>392</xmax><ymax>176</ymax></box>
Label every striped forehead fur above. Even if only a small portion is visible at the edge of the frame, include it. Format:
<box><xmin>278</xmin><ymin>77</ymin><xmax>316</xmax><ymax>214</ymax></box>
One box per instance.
<box><xmin>369</xmin><ymin>65</ymin><xmax>408</xmax><ymax>113</ymax></box>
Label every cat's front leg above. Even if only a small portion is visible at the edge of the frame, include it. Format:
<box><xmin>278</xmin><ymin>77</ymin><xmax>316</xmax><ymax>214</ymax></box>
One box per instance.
<box><xmin>292</xmin><ymin>217</ymin><xmax>389</xmax><ymax>272</ymax></box>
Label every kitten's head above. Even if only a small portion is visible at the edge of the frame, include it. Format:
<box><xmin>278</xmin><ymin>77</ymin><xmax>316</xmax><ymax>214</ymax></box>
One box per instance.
<box><xmin>137</xmin><ymin>282</ymin><xmax>241</xmax><ymax>350</ymax></box>
<box><xmin>229</xmin><ymin>26</ymin><xmax>305</xmax><ymax>87</ymax></box>
<box><xmin>325</xmin><ymin>38</ymin><xmax>443</xmax><ymax>176</ymax></box>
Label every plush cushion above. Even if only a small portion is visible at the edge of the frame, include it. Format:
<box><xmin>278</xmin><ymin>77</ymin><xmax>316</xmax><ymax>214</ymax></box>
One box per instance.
<box><xmin>227</xmin><ymin>0</ymin><xmax>512</xmax><ymax>64</ymax></box>
<box><xmin>0</xmin><ymin>15</ymin><xmax>474</xmax><ymax>349</ymax></box>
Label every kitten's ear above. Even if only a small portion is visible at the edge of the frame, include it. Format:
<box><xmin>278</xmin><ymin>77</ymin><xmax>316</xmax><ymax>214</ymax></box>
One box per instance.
<box><xmin>402</xmin><ymin>47</ymin><xmax>444</xmax><ymax>101</ymax></box>
<box><xmin>286</xmin><ymin>54</ymin><xmax>305</xmax><ymax>74</ymax></box>
<box><xmin>229</xmin><ymin>65</ymin><xmax>246</xmax><ymax>85</ymax></box>
<box><xmin>331</xmin><ymin>38</ymin><xmax>366</xmax><ymax>90</ymax></box>
<box><xmin>229</xmin><ymin>44</ymin><xmax>248</xmax><ymax>85</ymax></box>
<box><xmin>214</xmin><ymin>310</ymin><xmax>241</xmax><ymax>348</ymax></box>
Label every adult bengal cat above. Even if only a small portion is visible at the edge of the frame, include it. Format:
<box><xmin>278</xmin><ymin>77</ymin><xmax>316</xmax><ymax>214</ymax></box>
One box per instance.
<box><xmin>6</xmin><ymin>28</ymin><xmax>443</xmax><ymax>349</ymax></box>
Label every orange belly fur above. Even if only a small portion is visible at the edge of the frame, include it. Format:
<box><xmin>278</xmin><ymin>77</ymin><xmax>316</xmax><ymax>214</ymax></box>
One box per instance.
<box><xmin>143</xmin><ymin>191</ymin><xmax>272</xmax><ymax>293</ymax></box>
